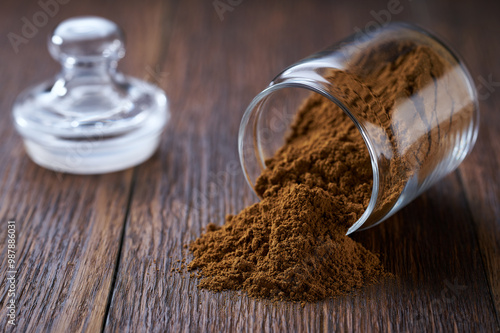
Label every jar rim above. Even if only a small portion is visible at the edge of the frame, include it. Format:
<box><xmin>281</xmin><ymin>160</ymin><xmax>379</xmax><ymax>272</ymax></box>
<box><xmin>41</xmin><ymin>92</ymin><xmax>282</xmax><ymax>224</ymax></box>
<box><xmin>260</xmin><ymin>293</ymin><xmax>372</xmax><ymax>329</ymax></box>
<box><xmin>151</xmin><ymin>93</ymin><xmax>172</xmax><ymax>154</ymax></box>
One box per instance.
<box><xmin>238</xmin><ymin>80</ymin><xmax>380</xmax><ymax>235</ymax></box>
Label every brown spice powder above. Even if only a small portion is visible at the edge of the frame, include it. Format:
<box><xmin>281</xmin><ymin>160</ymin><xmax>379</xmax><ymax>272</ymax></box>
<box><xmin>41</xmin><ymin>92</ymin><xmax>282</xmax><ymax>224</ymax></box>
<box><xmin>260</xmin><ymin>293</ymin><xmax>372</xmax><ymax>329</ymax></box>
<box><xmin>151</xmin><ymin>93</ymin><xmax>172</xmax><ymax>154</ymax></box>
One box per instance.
<box><xmin>188</xmin><ymin>94</ymin><xmax>386</xmax><ymax>302</ymax></box>
<box><xmin>188</xmin><ymin>41</ymin><xmax>464</xmax><ymax>302</ymax></box>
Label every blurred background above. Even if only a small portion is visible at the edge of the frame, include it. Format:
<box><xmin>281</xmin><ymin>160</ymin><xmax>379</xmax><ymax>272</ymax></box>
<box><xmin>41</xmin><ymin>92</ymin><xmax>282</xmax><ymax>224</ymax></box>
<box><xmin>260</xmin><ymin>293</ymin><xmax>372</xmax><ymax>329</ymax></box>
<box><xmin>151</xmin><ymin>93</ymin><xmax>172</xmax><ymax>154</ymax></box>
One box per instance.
<box><xmin>0</xmin><ymin>0</ymin><xmax>498</xmax><ymax>331</ymax></box>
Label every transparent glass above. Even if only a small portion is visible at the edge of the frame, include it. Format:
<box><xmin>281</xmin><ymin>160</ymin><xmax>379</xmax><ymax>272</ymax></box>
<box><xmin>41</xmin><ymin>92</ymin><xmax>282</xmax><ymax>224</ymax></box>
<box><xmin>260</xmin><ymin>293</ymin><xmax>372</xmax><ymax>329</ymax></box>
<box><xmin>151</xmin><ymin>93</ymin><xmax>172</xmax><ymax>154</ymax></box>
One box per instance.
<box><xmin>12</xmin><ymin>16</ymin><xmax>169</xmax><ymax>174</ymax></box>
<box><xmin>239</xmin><ymin>22</ymin><xmax>479</xmax><ymax>234</ymax></box>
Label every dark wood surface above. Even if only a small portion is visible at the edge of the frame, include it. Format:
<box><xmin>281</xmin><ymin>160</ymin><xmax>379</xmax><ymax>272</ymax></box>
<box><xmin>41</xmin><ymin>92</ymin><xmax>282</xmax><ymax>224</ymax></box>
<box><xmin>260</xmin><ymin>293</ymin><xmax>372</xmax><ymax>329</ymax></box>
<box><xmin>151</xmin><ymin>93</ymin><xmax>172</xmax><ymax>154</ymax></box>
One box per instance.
<box><xmin>0</xmin><ymin>0</ymin><xmax>499</xmax><ymax>331</ymax></box>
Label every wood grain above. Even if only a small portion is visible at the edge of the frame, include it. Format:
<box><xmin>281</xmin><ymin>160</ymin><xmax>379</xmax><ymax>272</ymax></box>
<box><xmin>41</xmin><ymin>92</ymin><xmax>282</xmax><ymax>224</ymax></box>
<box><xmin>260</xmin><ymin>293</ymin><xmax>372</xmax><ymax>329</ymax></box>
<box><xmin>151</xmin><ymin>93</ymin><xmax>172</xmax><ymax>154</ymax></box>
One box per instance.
<box><xmin>0</xmin><ymin>0</ymin><xmax>498</xmax><ymax>332</ymax></box>
<box><xmin>438</xmin><ymin>0</ymin><xmax>500</xmax><ymax>319</ymax></box>
<box><xmin>0</xmin><ymin>1</ymin><xmax>150</xmax><ymax>332</ymax></box>
<box><xmin>103</xmin><ymin>0</ymin><xmax>499</xmax><ymax>332</ymax></box>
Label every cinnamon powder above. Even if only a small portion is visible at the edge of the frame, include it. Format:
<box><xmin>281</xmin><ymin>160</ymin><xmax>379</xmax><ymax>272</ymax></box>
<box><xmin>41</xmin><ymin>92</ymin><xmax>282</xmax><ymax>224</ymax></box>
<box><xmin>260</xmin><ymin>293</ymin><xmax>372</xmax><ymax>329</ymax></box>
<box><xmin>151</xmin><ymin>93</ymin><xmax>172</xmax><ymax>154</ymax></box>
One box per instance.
<box><xmin>188</xmin><ymin>41</ymin><xmax>468</xmax><ymax>302</ymax></box>
<box><xmin>189</xmin><ymin>96</ymin><xmax>382</xmax><ymax>302</ymax></box>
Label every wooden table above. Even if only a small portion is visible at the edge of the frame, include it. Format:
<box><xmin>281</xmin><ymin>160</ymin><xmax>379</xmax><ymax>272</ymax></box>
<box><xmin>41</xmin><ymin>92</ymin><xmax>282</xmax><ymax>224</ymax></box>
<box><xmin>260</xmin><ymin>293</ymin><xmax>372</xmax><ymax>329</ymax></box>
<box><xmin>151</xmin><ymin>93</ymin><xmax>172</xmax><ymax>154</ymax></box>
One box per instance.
<box><xmin>1</xmin><ymin>0</ymin><xmax>499</xmax><ymax>331</ymax></box>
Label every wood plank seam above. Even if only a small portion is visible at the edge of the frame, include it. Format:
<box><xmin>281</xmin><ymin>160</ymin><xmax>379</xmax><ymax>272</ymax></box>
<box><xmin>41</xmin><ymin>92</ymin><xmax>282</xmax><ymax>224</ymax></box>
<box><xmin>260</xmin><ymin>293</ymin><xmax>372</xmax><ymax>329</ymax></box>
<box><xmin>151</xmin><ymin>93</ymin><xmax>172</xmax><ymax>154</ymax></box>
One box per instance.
<box><xmin>456</xmin><ymin>169</ymin><xmax>500</xmax><ymax>327</ymax></box>
<box><xmin>100</xmin><ymin>168</ymin><xmax>138</xmax><ymax>333</ymax></box>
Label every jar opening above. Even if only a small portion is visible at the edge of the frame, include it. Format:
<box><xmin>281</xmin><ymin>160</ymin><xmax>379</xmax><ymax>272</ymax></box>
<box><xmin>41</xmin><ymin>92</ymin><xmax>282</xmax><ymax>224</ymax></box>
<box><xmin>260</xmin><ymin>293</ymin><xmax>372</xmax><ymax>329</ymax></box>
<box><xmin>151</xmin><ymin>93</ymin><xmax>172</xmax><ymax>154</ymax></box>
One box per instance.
<box><xmin>238</xmin><ymin>83</ymin><xmax>380</xmax><ymax>234</ymax></box>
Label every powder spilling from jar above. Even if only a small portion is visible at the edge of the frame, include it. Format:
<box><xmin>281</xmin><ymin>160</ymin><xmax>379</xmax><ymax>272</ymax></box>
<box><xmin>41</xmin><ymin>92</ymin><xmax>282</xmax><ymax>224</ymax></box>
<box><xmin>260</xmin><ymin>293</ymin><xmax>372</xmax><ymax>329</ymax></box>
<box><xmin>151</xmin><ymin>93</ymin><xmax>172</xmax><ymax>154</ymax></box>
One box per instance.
<box><xmin>188</xmin><ymin>42</ymin><xmax>453</xmax><ymax>302</ymax></box>
<box><xmin>189</xmin><ymin>94</ymin><xmax>384</xmax><ymax>302</ymax></box>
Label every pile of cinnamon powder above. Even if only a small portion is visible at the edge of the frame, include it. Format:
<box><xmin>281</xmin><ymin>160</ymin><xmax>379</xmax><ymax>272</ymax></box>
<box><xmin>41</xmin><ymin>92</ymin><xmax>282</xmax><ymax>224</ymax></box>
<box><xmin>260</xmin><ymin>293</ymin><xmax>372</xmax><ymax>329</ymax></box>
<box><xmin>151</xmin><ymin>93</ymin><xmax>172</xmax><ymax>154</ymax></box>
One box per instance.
<box><xmin>188</xmin><ymin>41</ymin><xmax>465</xmax><ymax>302</ymax></box>
<box><xmin>188</xmin><ymin>93</ymin><xmax>386</xmax><ymax>302</ymax></box>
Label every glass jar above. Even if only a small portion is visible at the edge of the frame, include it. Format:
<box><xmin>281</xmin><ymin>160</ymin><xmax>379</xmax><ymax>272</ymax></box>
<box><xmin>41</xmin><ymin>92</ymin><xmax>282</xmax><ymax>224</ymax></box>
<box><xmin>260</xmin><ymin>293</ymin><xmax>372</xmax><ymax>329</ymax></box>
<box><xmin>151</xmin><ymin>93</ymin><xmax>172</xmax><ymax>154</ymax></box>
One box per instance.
<box><xmin>239</xmin><ymin>22</ymin><xmax>479</xmax><ymax>234</ymax></box>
